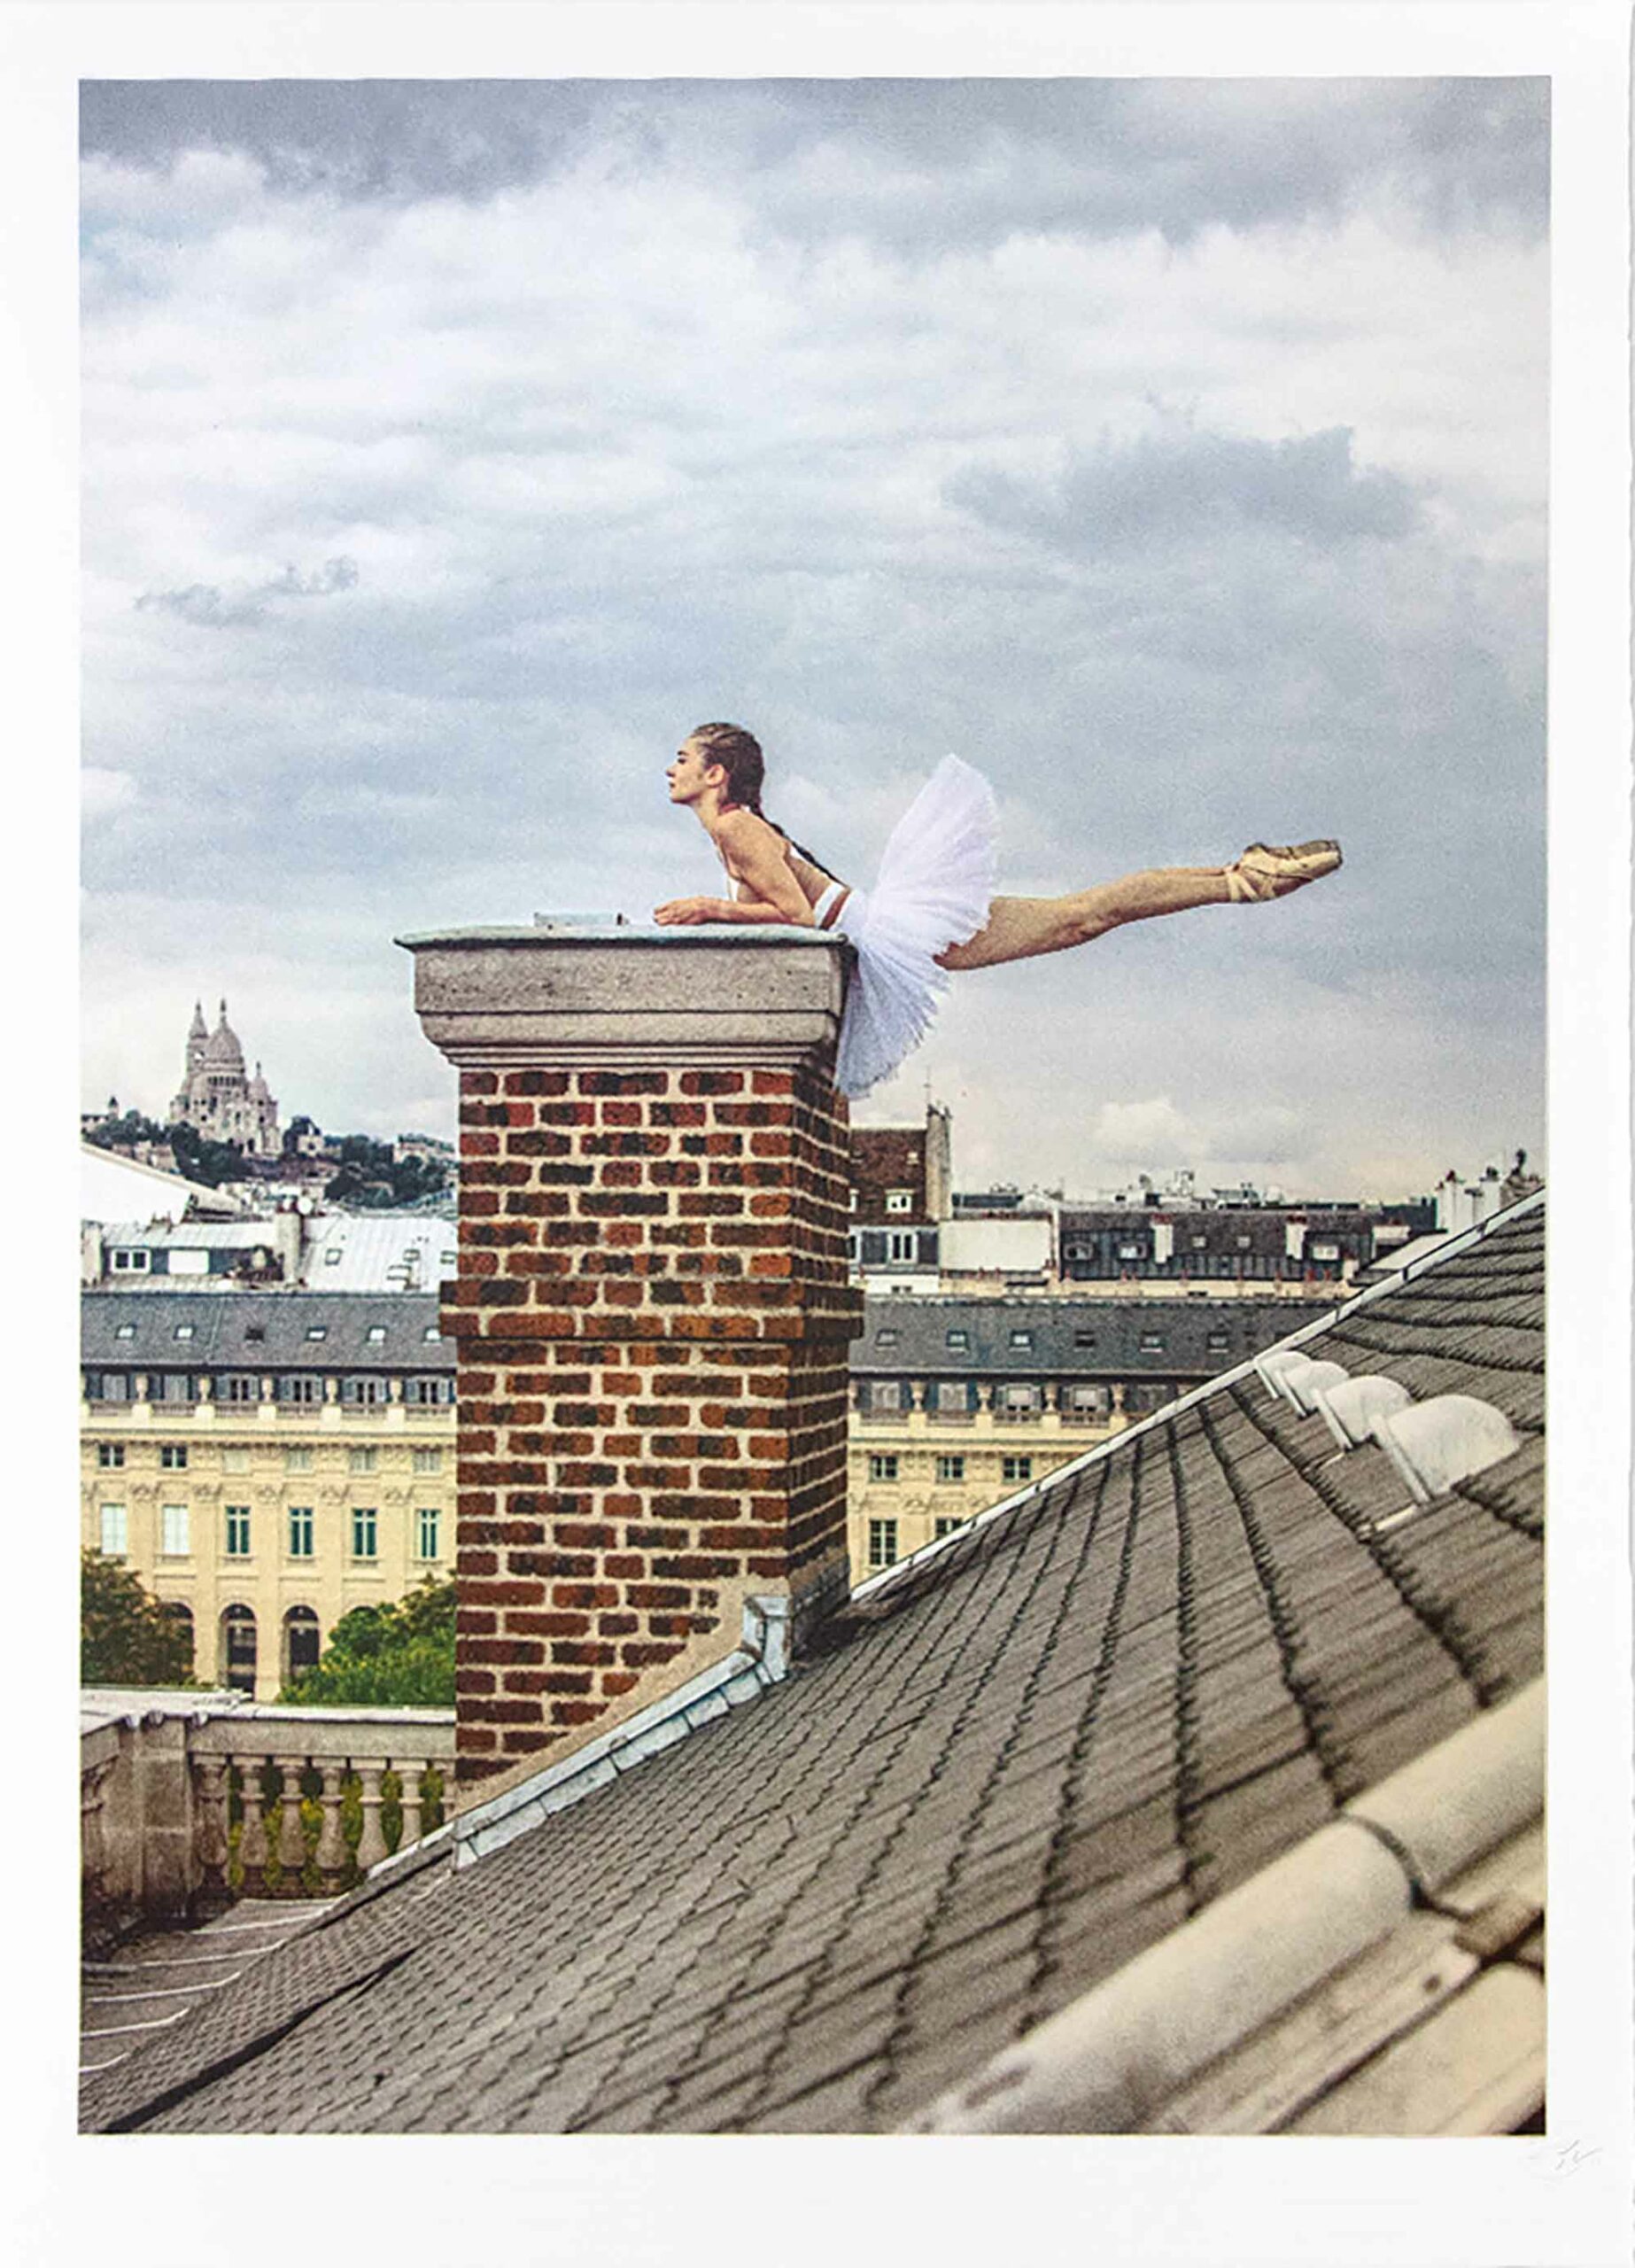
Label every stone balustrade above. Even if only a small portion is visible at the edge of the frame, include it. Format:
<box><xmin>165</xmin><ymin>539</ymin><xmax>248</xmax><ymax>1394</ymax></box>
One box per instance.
<box><xmin>81</xmin><ymin>1690</ymin><xmax>457</xmax><ymax>1938</ymax></box>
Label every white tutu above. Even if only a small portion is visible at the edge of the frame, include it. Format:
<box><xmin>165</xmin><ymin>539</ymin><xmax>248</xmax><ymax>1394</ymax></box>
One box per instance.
<box><xmin>831</xmin><ymin>754</ymin><xmax>998</xmax><ymax>1099</ymax></box>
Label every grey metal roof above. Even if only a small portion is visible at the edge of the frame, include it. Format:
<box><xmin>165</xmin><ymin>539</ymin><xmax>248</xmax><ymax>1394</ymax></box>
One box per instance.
<box><xmin>81</xmin><ymin>1292</ymin><xmax>454</xmax><ymax>1373</ymax></box>
<box><xmin>1060</xmin><ymin>1207</ymin><xmax>1371</xmax><ymax>1255</ymax></box>
<box><xmin>857</xmin><ymin>1295</ymin><xmax>1334</xmax><ymax>1376</ymax></box>
<box><xmin>297</xmin><ymin>1214</ymin><xmax>459</xmax><ymax>1293</ymax></box>
<box><xmin>79</xmin><ymin>1199</ymin><xmax>1545</xmax><ymax>2135</ymax></box>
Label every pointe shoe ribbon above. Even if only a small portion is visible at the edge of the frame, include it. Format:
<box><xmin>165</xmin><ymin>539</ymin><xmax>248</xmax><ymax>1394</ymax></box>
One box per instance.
<box><xmin>1224</xmin><ymin>839</ymin><xmax>1344</xmax><ymax>904</ymax></box>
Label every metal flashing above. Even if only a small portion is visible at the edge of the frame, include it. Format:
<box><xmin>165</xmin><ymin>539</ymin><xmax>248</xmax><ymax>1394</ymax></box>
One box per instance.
<box><xmin>442</xmin><ymin>1595</ymin><xmax>793</xmax><ymax>1869</ymax></box>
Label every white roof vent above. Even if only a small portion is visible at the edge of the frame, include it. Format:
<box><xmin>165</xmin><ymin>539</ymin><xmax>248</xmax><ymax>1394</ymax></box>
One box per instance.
<box><xmin>1313</xmin><ymin>1373</ymin><xmax>1413</xmax><ymax>1452</ymax></box>
<box><xmin>1254</xmin><ymin>1348</ymin><xmax>1317</xmax><ymax>1401</ymax></box>
<box><xmin>1374</xmin><ymin>1395</ymin><xmax>1522</xmax><ymax>1508</ymax></box>
<box><xmin>1282</xmin><ymin>1359</ymin><xmax>1349</xmax><ymax>1418</ymax></box>
<box><xmin>1254</xmin><ymin>1348</ymin><xmax>1348</xmax><ymax>1416</ymax></box>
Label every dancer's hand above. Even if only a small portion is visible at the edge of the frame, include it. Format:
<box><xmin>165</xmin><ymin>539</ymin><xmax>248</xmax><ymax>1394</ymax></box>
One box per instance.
<box><xmin>654</xmin><ymin>896</ymin><xmax>723</xmax><ymax>926</ymax></box>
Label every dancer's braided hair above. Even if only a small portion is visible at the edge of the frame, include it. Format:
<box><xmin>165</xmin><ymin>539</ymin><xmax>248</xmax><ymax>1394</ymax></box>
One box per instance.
<box><xmin>689</xmin><ymin>723</ymin><xmax>831</xmax><ymax>876</ymax></box>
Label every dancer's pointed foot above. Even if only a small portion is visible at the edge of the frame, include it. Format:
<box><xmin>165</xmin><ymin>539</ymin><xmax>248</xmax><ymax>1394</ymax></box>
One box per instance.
<box><xmin>1224</xmin><ymin>839</ymin><xmax>1344</xmax><ymax>904</ymax></box>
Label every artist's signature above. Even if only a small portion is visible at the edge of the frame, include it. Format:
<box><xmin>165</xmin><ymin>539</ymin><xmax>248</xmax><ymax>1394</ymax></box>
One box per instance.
<box><xmin>1530</xmin><ymin>2139</ymin><xmax>1600</xmax><ymax>2179</ymax></box>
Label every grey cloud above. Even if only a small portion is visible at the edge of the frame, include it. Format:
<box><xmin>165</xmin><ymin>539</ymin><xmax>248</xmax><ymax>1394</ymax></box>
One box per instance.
<box><xmin>135</xmin><ymin>555</ymin><xmax>359</xmax><ymax>627</ymax></box>
<box><xmin>948</xmin><ymin>428</ymin><xmax>1421</xmax><ymax>555</ymax></box>
<box><xmin>80</xmin><ymin>78</ymin><xmax>1547</xmax><ymax>245</ymax></box>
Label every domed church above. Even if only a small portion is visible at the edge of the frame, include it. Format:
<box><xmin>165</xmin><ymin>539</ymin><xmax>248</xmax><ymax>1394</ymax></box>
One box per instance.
<box><xmin>167</xmin><ymin>999</ymin><xmax>283</xmax><ymax>1157</ymax></box>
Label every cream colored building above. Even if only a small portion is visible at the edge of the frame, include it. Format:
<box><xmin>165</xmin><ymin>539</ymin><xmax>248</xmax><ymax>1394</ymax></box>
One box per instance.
<box><xmin>846</xmin><ymin>1290</ymin><xmax>1335</xmax><ymax>1577</ymax></box>
<box><xmin>82</xmin><ymin>1291</ymin><xmax>453</xmax><ymax>1699</ymax></box>
<box><xmin>848</xmin><ymin>1397</ymin><xmax>1124</xmax><ymax>1575</ymax></box>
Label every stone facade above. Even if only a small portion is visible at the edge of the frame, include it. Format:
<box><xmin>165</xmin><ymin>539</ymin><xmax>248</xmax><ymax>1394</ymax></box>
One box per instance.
<box><xmin>403</xmin><ymin>925</ymin><xmax>861</xmax><ymax>1790</ymax></box>
<box><xmin>80</xmin><ymin>1391</ymin><xmax>454</xmax><ymax>1699</ymax></box>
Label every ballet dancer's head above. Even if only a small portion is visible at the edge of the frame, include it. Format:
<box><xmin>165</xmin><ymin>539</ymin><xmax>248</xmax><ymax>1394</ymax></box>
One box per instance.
<box><xmin>666</xmin><ymin>722</ymin><xmax>831</xmax><ymax>876</ymax></box>
<box><xmin>668</xmin><ymin>722</ymin><xmax>765</xmax><ymax>812</ymax></box>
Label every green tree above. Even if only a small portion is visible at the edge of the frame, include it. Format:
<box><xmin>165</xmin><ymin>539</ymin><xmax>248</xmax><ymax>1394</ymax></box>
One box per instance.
<box><xmin>84</xmin><ymin>1107</ymin><xmax>167</xmax><ymax>1153</ymax></box>
<box><xmin>167</xmin><ymin>1120</ymin><xmax>249</xmax><ymax>1187</ymax></box>
<box><xmin>278</xmin><ymin>1576</ymin><xmax>456</xmax><ymax>1706</ymax></box>
<box><xmin>81</xmin><ymin>1550</ymin><xmax>198</xmax><ymax>1686</ymax></box>
<box><xmin>324</xmin><ymin>1136</ymin><xmax>449</xmax><ymax>1209</ymax></box>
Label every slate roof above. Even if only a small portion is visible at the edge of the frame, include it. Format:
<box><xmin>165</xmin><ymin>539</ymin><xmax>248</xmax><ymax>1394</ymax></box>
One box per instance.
<box><xmin>856</xmin><ymin>1295</ymin><xmax>1334</xmax><ymax>1377</ymax></box>
<box><xmin>81</xmin><ymin>1292</ymin><xmax>454</xmax><ymax>1375</ymax></box>
<box><xmin>79</xmin><ymin>1198</ymin><xmax>1545</xmax><ymax>2135</ymax></box>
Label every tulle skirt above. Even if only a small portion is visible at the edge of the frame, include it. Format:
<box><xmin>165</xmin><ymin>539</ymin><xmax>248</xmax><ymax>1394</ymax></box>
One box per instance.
<box><xmin>832</xmin><ymin>754</ymin><xmax>998</xmax><ymax>1099</ymax></box>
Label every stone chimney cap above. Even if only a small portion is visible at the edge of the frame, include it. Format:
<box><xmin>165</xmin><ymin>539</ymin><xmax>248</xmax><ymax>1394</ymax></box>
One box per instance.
<box><xmin>396</xmin><ymin>921</ymin><xmax>847</xmax><ymax>951</ymax></box>
<box><xmin>398</xmin><ymin>923</ymin><xmax>851</xmax><ymax>1072</ymax></box>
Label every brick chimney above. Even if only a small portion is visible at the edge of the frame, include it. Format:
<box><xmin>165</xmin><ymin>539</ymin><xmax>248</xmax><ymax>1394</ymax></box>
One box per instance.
<box><xmin>400</xmin><ymin>924</ymin><xmax>860</xmax><ymax>1794</ymax></box>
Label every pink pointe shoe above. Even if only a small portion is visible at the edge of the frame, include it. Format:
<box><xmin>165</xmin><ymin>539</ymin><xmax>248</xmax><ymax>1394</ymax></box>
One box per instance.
<box><xmin>1224</xmin><ymin>839</ymin><xmax>1344</xmax><ymax>904</ymax></box>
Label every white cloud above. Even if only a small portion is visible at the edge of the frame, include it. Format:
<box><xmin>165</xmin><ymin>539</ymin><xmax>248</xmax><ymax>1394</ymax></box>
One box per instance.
<box><xmin>81</xmin><ymin>767</ymin><xmax>137</xmax><ymax>819</ymax></box>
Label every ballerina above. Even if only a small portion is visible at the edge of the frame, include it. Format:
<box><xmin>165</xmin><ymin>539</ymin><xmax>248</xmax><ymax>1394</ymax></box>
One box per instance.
<box><xmin>655</xmin><ymin>722</ymin><xmax>1341</xmax><ymax>1100</ymax></box>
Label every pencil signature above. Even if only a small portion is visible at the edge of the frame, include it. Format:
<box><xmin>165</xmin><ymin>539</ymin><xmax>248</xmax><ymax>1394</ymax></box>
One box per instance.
<box><xmin>1530</xmin><ymin>2138</ymin><xmax>1600</xmax><ymax>2179</ymax></box>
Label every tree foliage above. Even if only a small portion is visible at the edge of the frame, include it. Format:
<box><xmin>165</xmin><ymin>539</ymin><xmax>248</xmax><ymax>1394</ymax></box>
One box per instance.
<box><xmin>86</xmin><ymin>1107</ymin><xmax>247</xmax><ymax>1187</ymax></box>
<box><xmin>81</xmin><ymin>1549</ymin><xmax>198</xmax><ymax>1687</ymax></box>
<box><xmin>324</xmin><ymin>1135</ymin><xmax>449</xmax><ymax>1209</ymax></box>
<box><xmin>166</xmin><ymin>1119</ymin><xmax>253</xmax><ymax>1188</ymax></box>
<box><xmin>278</xmin><ymin>1576</ymin><xmax>456</xmax><ymax>1706</ymax></box>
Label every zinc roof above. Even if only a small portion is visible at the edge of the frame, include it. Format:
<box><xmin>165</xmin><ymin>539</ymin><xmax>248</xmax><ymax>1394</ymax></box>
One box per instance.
<box><xmin>297</xmin><ymin>1214</ymin><xmax>459</xmax><ymax>1293</ymax></box>
<box><xmin>79</xmin><ymin>1199</ymin><xmax>1545</xmax><ymax>2135</ymax></box>
<box><xmin>856</xmin><ymin>1294</ymin><xmax>1334</xmax><ymax>1376</ymax></box>
<box><xmin>81</xmin><ymin>1291</ymin><xmax>454</xmax><ymax>1373</ymax></box>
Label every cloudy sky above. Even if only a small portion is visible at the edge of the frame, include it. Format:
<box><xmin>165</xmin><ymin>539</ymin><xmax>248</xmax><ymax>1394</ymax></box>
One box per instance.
<box><xmin>79</xmin><ymin>76</ymin><xmax>1548</xmax><ymax>1200</ymax></box>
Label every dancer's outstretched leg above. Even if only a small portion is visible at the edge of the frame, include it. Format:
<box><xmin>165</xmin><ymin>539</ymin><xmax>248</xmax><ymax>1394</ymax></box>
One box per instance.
<box><xmin>936</xmin><ymin>840</ymin><xmax>1340</xmax><ymax>972</ymax></box>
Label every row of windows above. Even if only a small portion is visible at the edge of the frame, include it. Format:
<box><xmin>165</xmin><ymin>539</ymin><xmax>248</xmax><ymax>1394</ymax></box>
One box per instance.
<box><xmin>159</xmin><ymin>1600</ymin><xmax>323</xmax><ymax>1693</ymax></box>
<box><xmin>85</xmin><ymin>1372</ymin><xmax>453</xmax><ymax>1405</ymax></box>
<box><xmin>105</xmin><ymin>1317</ymin><xmax>445</xmax><ymax>1344</ymax></box>
<box><xmin>859</xmin><ymin>1381</ymin><xmax>1118</xmax><ymax>1412</ymax></box>
<box><xmin>95</xmin><ymin>1442</ymin><xmax>445</xmax><ymax>1475</ymax></box>
<box><xmin>871</xmin><ymin>1324</ymin><xmax>1228</xmax><ymax>1354</ymax></box>
<box><xmin>864</xmin><ymin>1513</ymin><xmax>967</xmax><ymax>1569</ymax></box>
<box><xmin>97</xmin><ymin>1503</ymin><xmax>443</xmax><ymax>1563</ymax></box>
<box><xmin>866</xmin><ymin>1453</ymin><xmax>1034</xmax><ymax>1486</ymax></box>
<box><xmin>859</xmin><ymin>1379</ymin><xmax>1176</xmax><ymax>1417</ymax></box>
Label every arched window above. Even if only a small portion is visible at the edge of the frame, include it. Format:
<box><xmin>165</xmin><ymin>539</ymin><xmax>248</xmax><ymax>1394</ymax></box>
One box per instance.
<box><xmin>160</xmin><ymin>1600</ymin><xmax>195</xmax><ymax>1676</ymax></box>
<box><xmin>220</xmin><ymin>1604</ymin><xmax>257</xmax><ymax>1695</ymax></box>
<box><xmin>283</xmin><ymin>1605</ymin><xmax>322</xmax><ymax>1684</ymax></box>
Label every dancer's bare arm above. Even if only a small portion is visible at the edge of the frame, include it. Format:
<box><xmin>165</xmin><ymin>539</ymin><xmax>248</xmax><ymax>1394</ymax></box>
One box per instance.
<box><xmin>655</xmin><ymin>811</ymin><xmax>815</xmax><ymax>927</ymax></box>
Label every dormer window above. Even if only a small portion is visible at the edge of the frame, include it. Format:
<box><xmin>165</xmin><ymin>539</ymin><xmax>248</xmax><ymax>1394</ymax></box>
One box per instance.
<box><xmin>173</xmin><ymin>1322</ymin><xmax>195</xmax><ymax>1340</ymax></box>
<box><xmin>876</xmin><ymin>1329</ymin><xmax>899</xmax><ymax>1348</ymax></box>
<box><xmin>1009</xmin><ymin>1330</ymin><xmax>1034</xmax><ymax>1350</ymax></box>
<box><xmin>112</xmin><ymin>1248</ymin><xmax>150</xmax><ymax>1272</ymax></box>
<box><xmin>114</xmin><ymin>1323</ymin><xmax>136</xmax><ymax>1341</ymax></box>
<box><xmin>945</xmin><ymin>1329</ymin><xmax>969</xmax><ymax>1350</ymax></box>
<box><xmin>306</xmin><ymin>1324</ymin><xmax>328</xmax><ymax>1342</ymax></box>
<box><xmin>422</xmin><ymin>1325</ymin><xmax>441</xmax><ymax>1343</ymax></box>
<box><xmin>366</xmin><ymin>1324</ymin><xmax>387</xmax><ymax>1344</ymax></box>
<box><xmin>324</xmin><ymin>1247</ymin><xmax>343</xmax><ymax>1265</ymax></box>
